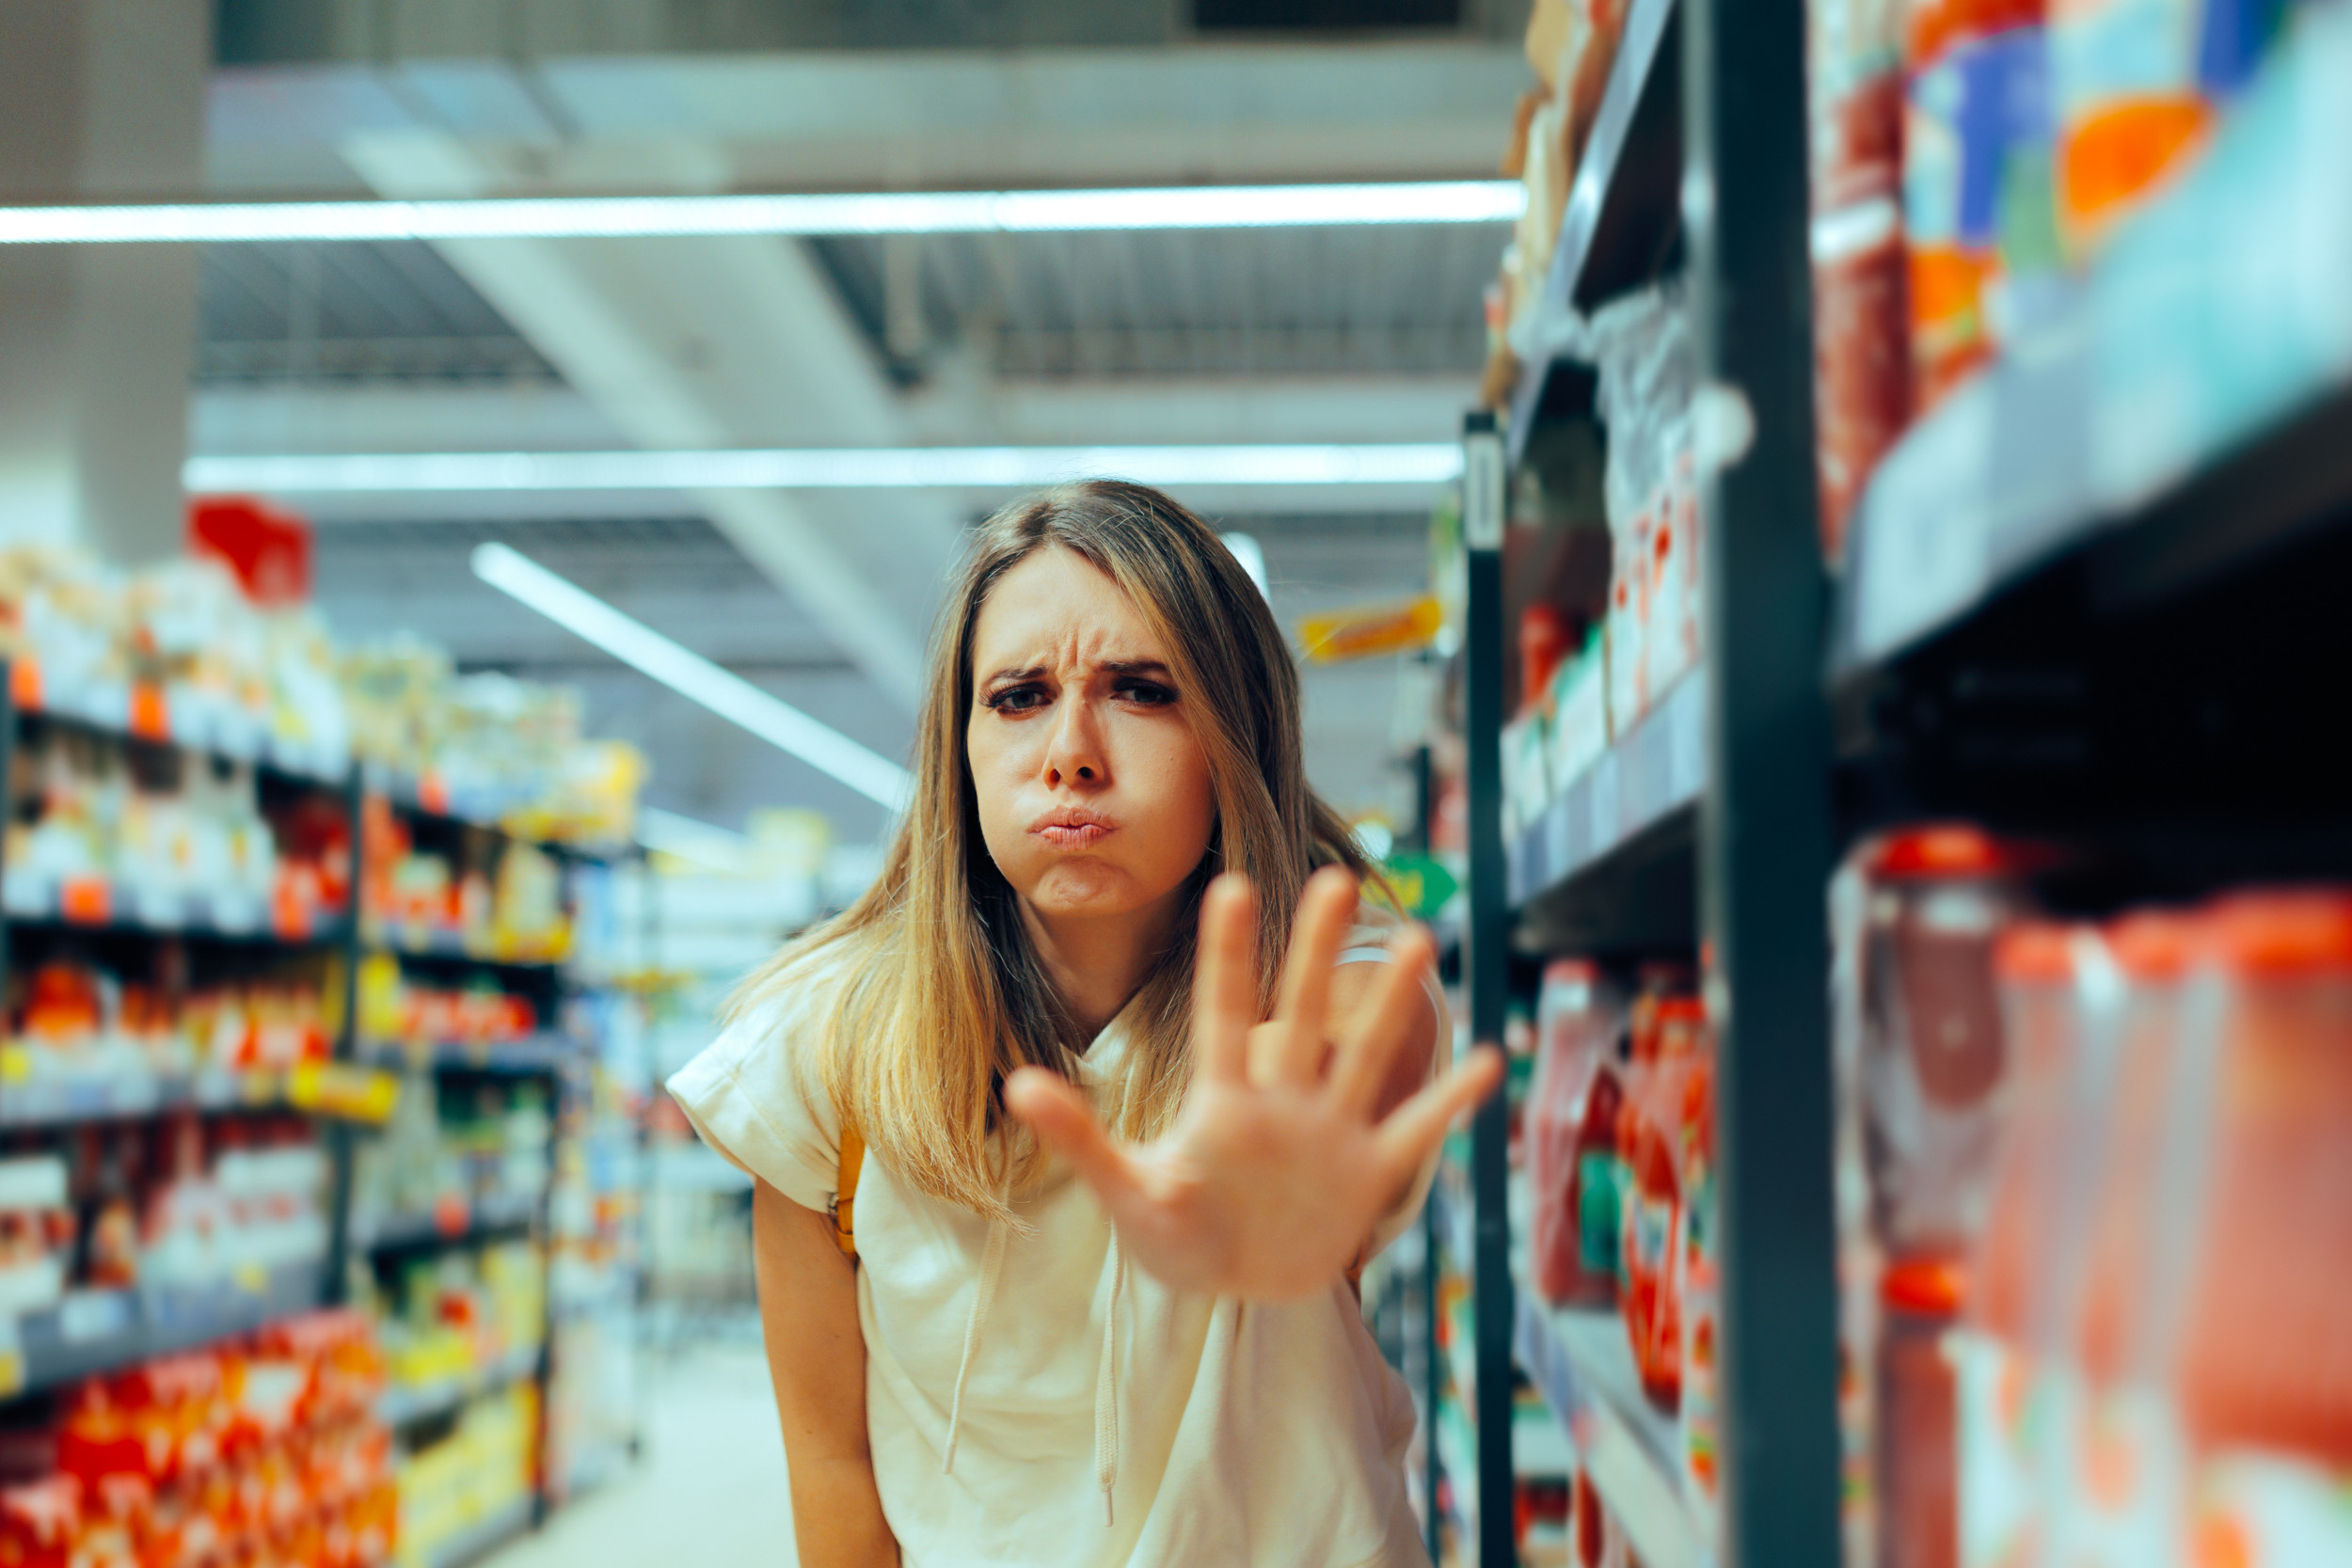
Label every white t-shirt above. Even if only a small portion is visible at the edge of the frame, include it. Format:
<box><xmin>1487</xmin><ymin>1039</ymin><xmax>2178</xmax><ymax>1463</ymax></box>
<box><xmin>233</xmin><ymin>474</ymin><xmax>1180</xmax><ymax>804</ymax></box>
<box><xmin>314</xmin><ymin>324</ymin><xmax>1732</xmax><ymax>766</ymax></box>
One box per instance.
<box><xmin>666</xmin><ymin>942</ymin><xmax>1437</xmax><ymax>1568</ymax></box>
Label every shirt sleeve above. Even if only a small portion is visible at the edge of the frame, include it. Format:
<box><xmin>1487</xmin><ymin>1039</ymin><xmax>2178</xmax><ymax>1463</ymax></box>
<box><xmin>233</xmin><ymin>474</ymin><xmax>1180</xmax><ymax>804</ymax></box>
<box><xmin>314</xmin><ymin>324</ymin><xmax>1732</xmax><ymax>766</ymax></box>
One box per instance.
<box><xmin>665</xmin><ymin>977</ymin><xmax>844</xmax><ymax>1215</ymax></box>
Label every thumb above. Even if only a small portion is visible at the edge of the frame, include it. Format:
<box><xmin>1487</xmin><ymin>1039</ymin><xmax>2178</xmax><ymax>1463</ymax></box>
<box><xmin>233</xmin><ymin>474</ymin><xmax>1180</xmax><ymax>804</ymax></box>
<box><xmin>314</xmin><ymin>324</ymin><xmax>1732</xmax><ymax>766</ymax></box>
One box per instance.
<box><xmin>1004</xmin><ymin>1067</ymin><xmax>1144</xmax><ymax>1208</ymax></box>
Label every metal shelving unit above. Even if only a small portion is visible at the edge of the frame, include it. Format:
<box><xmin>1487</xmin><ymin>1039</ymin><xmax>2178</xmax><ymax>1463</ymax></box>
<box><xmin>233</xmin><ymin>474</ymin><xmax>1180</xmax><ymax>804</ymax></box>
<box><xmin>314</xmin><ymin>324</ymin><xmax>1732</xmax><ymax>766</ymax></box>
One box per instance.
<box><xmin>0</xmin><ymin>657</ymin><xmax>640</xmax><ymax>1557</ymax></box>
<box><xmin>1443</xmin><ymin>0</ymin><xmax>1846</xmax><ymax>1560</ymax></box>
<box><xmin>1449</xmin><ymin>0</ymin><xmax>2352</xmax><ymax>1560</ymax></box>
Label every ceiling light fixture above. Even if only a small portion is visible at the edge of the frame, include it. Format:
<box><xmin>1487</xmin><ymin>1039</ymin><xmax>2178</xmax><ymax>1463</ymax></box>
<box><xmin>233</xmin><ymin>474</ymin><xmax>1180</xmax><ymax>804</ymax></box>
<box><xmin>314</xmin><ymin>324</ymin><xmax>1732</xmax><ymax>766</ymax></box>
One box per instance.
<box><xmin>187</xmin><ymin>443</ymin><xmax>1465</xmax><ymax>495</ymax></box>
<box><xmin>0</xmin><ymin>181</ymin><xmax>1522</xmax><ymax>245</ymax></box>
<box><xmin>469</xmin><ymin>542</ymin><xmax>914</xmax><ymax>812</ymax></box>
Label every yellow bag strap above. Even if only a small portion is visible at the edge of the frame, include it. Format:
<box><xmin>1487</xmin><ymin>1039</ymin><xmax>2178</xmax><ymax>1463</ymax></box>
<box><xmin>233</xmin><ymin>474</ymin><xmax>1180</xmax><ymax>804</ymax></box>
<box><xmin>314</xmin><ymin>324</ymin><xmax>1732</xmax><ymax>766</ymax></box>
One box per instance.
<box><xmin>833</xmin><ymin>1123</ymin><xmax>865</xmax><ymax>1260</ymax></box>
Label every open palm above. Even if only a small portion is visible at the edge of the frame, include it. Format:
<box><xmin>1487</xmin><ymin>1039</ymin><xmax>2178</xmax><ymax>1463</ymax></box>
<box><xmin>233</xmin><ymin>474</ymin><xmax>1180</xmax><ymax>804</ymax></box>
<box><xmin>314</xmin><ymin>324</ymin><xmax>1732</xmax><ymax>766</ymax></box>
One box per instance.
<box><xmin>1005</xmin><ymin>867</ymin><xmax>1503</xmax><ymax>1299</ymax></box>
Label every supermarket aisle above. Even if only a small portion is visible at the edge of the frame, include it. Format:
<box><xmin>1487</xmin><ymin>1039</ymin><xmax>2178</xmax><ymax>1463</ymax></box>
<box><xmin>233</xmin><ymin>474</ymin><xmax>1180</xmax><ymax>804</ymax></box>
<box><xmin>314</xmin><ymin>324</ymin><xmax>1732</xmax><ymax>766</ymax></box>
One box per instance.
<box><xmin>492</xmin><ymin>1340</ymin><xmax>794</xmax><ymax>1568</ymax></box>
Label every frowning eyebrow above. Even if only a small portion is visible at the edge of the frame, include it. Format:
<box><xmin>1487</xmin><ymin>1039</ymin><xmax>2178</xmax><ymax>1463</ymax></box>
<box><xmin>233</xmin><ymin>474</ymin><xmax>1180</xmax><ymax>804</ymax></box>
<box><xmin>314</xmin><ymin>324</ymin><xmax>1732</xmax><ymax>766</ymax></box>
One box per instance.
<box><xmin>978</xmin><ymin>657</ymin><xmax>1173</xmax><ymax>687</ymax></box>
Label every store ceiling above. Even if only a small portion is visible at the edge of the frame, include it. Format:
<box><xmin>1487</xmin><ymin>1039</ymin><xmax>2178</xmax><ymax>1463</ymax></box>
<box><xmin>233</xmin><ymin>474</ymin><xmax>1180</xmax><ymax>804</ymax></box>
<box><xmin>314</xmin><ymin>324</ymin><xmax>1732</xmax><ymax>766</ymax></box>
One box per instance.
<box><xmin>193</xmin><ymin>24</ymin><xmax>1519</xmax><ymax>839</ymax></box>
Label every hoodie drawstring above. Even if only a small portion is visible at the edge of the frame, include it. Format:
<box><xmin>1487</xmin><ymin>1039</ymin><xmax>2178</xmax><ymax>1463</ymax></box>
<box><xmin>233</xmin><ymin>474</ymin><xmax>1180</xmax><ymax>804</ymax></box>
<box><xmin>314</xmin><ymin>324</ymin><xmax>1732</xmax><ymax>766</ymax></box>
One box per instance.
<box><xmin>936</xmin><ymin>1180</ymin><xmax>1126</xmax><ymax>1531</ymax></box>
<box><xmin>1094</xmin><ymin>1227</ymin><xmax>1125</xmax><ymax>1526</ymax></box>
<box><xmin>940</xmin><ymin>1206</ymin><xmax>1009</xmax><ymax>1477</ymax></box>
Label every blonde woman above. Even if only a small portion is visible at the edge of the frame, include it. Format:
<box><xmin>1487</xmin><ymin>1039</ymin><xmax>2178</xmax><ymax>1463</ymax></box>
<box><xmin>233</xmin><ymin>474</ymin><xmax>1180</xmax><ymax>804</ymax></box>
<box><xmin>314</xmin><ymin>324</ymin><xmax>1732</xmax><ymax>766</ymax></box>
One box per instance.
<box><xmin>669</xmin><ymin>481</ymin><xmax>1502</xmax><ymax>1567</ymax></box>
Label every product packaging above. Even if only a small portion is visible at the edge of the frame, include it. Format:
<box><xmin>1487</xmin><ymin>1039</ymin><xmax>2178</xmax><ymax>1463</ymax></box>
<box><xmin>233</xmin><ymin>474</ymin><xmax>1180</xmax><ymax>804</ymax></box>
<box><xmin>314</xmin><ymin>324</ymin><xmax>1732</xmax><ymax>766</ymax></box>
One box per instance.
<box><xmin>1527</xmin><ymin>961</ymin><xmax>1627</xmax><ymax>1307</ymax></box>
<box><xmin>1903</xmin><ymin>0</ymin><xmax>2063</xmax><ymax>407</ymax></box>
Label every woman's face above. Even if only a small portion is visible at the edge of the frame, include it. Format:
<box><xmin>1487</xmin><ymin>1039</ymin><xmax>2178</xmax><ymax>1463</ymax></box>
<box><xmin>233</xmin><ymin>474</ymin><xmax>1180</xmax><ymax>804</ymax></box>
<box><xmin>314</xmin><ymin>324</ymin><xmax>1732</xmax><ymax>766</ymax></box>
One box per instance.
<box><xmin>965</xmin><ymin>546</ymin><xmax>1217</xmax><ymax>931</ymax></box>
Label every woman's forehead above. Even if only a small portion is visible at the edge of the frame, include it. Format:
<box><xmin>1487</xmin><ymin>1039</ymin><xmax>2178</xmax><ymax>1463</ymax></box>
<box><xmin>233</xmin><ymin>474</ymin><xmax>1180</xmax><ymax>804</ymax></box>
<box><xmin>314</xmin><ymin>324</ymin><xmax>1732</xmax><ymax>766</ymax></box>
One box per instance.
<box><xmin>972</xmin><ymin>547</ymin><xmax>1168</xmax><ymax>668</ymax></box>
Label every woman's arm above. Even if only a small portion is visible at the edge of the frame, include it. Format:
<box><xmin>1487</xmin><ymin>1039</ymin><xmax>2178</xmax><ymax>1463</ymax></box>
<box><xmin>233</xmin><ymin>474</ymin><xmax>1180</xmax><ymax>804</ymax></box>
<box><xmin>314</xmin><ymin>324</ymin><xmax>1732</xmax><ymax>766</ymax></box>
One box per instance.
<box><xmin>752</xmin><ymin>1179</ymin><xmax>898</xmax><ymax>1568</ymax></box>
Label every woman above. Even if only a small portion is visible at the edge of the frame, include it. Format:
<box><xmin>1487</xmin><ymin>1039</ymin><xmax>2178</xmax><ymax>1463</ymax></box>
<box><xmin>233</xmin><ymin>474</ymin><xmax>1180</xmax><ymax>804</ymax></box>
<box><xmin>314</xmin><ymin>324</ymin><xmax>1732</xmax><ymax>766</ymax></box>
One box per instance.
<box><xmin>669</xmin><ymin>481</ymin><xmax>1502</xmax><ymax>1567</ymax></box>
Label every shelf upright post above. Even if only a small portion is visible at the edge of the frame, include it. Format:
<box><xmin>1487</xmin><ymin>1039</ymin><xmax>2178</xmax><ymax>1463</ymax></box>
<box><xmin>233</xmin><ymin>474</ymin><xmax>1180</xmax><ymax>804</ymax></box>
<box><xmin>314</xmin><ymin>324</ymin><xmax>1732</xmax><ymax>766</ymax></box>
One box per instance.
<box><xmin>1682</xmin><ymin>0</ymin><xmax>1844</xmax><ymax>1560</ymax></box>
<box><xmin>1410</xmin><ymin>735</ymin><xmax>1442</xmax><ymax>1566</ymax></box>
<box><xmin>0</xmin><ymin>661</ymin><xmax>14</xmax><ymax>1118</ymax></box>
<box><xmin>1459</xmin><ymin>409</ymin><xmax>1517</xmax><ymax>1567</ymax></box>
<box><xmin>322</xmin><ymin>764</ymin><xmax>367</xmax><ymax>1307</ymax></box>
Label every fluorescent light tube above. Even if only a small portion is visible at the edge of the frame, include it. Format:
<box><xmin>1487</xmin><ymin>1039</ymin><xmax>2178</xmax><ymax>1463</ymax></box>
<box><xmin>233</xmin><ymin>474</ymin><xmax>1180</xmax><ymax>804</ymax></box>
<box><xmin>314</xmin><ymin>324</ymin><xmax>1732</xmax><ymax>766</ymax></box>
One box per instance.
<box><xmin>470</xmin><ymin>542</ymin><xmax>914</xmax><ymax>813</ymax></box>
<box><xmin>1219</xmin><ymin>532</ymin><xmax>1270</xmax><ymax>600</ymax></box>
<box><xmin>0</xmin><ymin>182</ymin><xmax>1522</xmax><ymax>245</ymax></box>
<box><xmin>637</xmin><ymin>806</ymin><xmax>758</xmax><ymax>873</ymax></box>
<box><xmin>186</xmin><ymin>443</ymin><xmax>1466</xmax><ymax>495</ymax></box>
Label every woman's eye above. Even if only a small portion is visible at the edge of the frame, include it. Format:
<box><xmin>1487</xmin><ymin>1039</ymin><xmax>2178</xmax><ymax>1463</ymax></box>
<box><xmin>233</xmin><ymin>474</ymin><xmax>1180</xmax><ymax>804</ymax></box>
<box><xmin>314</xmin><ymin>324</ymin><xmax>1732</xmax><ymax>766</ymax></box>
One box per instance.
<box><xmin>986</xmin><ymin>686</ymin><xmax>1049</xmax><ymax>713</ymax></box>
<box><xmin>1117</xmin><ymin>680</ymin><xmax>1178</xmax><ymax>706</ymax></box>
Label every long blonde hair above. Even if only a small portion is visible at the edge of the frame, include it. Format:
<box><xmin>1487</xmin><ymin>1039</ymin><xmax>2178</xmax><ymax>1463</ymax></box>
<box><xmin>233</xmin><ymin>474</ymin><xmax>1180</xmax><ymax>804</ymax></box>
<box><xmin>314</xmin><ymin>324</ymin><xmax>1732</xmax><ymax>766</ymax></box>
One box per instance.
<box><xmin>730</xmin><ymin>481</ymin><xmax>1370</xmax><ymax>1217</ymax></box>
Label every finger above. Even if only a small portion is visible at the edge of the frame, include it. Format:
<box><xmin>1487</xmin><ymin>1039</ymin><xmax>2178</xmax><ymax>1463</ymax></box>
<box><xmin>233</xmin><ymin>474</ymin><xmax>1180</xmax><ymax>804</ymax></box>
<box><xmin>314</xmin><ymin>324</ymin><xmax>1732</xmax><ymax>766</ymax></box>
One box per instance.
<box><xmin>1372</xmin><ymin>1046</ymin><xmax>1505</xmax><ymax>1180</ymax></box>
<box><xmin>1003</xmin><ymin>1067</ymin><xmax>1147</xmax><ymax>1210</ymax></box>
<box><xmin>1269</xmin><ymin>867</ymin><xmax>1358</xmax><ymax>1085</ymax></box>
<box><xmin>1195</xmin><ymin>879</ymin><xmax>1270</xmax><ymax>1085</ymax></box>
<box><xmin>1192</xmin><ymin>875</ymin><xmax>1259</xmax><ymax>1085</ymax></box>
<box><xmin>1327</xmin><ymin>926</ymin><xmax>1438</xmax><ymax>1114</ymax></box>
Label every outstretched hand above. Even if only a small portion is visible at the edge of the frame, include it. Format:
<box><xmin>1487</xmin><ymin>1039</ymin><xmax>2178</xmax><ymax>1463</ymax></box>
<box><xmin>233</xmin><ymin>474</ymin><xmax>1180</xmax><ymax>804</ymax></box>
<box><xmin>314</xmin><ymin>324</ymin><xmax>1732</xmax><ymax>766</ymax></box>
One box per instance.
<box><xmin>1005</xmin><ymin>867</ymin><xmax>1504</xmax><ymax>1300</ymax></box>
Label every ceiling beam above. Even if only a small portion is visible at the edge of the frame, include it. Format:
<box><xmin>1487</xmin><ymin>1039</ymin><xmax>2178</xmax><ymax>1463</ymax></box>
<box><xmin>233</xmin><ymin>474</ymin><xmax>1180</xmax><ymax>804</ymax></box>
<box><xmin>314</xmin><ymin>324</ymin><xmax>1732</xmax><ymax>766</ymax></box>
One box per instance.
<box><xmin>337</xmin><ymin>129</ymin><xmax>961</xmax><ymax>709</ymax></box>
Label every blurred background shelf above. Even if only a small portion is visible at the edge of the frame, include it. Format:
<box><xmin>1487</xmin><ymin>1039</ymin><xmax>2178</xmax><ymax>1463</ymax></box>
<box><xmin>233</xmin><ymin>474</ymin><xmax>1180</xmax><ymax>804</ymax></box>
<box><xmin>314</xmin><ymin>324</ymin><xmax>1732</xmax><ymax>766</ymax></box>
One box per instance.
<box><xmin>1508</xmin><ymin>673</ymin><xmax>1704</xmax><ymax>951</ymax></box>
<box><xmin>0</xmin><ymin>1065</ymin><xmax>289</xmax><ymax>1127</ymax></box>
<box><xmin>1504</xmin><ymin>0</ymin><xmax>1687</xmax><ymax>467</ymax></box>
<box><xmin>1513</xmin><ymin>1292</ymin><xmax>1707</xmax><ymax>1568</ymax></box>
<box><xmin>2</xmin><ymin>876</ymin><xmax>349</xmax><ymax>943</ymax></box>
<box><xmin>355</xmin><ymin>1192</ymin><xmax>542</xmax><ymax>1254</ymax></box>
<box><xmin>360</xmin><ymin>1036</ymin><xmax>579</xmax><ymax>1076</ymax></box>
<box><xmin>378</xmin><ymin>1343</ymin><xmax>545</xmax><ymax>1431</ymax></box>
<box><xmin>4</xmin><ymin>1261</ymin><xmax>327</xmax><ymax>1400</ymax></box>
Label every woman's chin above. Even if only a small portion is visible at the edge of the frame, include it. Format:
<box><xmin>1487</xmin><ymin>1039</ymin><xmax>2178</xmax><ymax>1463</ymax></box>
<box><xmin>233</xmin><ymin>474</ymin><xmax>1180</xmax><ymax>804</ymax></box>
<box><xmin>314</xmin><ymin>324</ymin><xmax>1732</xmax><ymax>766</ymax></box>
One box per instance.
<box><xmin>1023</xmin><ymin>862</ymin><xmax>1157</xmax><ymax>920</ymax></box>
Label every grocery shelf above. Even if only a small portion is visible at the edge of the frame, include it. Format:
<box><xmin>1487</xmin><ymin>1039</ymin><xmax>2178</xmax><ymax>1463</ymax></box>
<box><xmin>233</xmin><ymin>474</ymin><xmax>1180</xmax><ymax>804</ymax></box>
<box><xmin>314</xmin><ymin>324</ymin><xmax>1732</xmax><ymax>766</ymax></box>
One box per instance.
<box><xmin>2</xmin><ymin>1260</ymin><xmax>327</xmax><ymax>1400</ymax></box>
<box><xmin>353</xmin><ymin>1191</ymin><xmax>541</xmax><ymax>1254</ymax></box>
<box><xmin>420</xmin><ymin>1496</ymin><xmax>535</xmax><ymax>1568</ymax></box>
<box><xmin>377</xmin><ymin>1344</ymin><xmax>543</xmax><ymax>1430</ymax></box>
<box><xmin>1513</xmin><ymin>1293</ymin><xmax>1708</xmax><ymax>1568</ymax></box>
<box><xmin>0</xmin><ymin>1065</ymin><xmax>288</xmax><ymax>1128</ymax></box>
<box><xmin>367</xmin><ymin>927</ymin><xmax>566</xmax><ymax>969</ymax></box>
<box><xmin>10</xmin><ymin>669</ymin><xmax>351</xmax><ymax>787</ymax></box>
<box><xmin>366</xmin><ymin>766</ymin><xmax>627</xmax><ymax>864</ymax></box>
<box><xmin>360</xmin><ymin>1036</ymin><xmax>578</xmax><ymax>1076</ymax></box>
<box><xmin>1836</xmin><ymin>368</ymin><xmax>2352</xmax><ymax>680</ymax></box>
<box><xmin>1505</xmin><ymin>0</ymin><xmax>1685</xmax><ymax>467</ymax></box>
<box><xmin>2</xmin><ymin>874</ymin><xmax>349</xmax><ymax>944</ymax></box>
<box><xmin>1507</xmin><ymin>673</ymin><xmax>1706</xmax><ymax>942</ymax></box>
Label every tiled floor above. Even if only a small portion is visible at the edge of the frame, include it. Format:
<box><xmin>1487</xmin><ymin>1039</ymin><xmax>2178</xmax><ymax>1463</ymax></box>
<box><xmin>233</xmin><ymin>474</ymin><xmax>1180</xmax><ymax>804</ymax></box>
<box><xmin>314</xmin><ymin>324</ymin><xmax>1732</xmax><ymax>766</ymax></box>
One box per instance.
<box><xmin>490</xmin><ymin>1340</ymin><xmax>796</xmax><ymax>1568</ymax></box>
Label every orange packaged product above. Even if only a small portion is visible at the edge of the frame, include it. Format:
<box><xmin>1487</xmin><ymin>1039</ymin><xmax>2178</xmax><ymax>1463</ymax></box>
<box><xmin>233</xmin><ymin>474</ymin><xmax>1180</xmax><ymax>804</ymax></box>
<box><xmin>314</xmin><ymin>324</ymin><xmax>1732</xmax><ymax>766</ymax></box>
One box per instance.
<box><xmin>1902</xmin><ymin>0</ymin><xmax>2058</xmax><ymax>410</ymax></box>
<box><xmin>2169</xmin><ymin>892</ymin><xmax>2352</xmax><ymax>1469</ymax></box>
<box><xmin>2074</xmin><ymin>907</ymin><xmax>2200</xmax><ymax>1389</ymax></box>
<box><xmin>1970</xmin><ymin>920</ymin><xmax>2093</xmax><ymax>1342</ymax></box>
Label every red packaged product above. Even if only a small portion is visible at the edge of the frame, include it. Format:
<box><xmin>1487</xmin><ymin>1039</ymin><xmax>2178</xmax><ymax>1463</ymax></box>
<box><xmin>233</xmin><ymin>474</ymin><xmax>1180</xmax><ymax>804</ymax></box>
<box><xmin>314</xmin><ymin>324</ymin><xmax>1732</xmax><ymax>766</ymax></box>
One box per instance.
<box><xmin>1813</xmin><ymin>199</ymin><xmax>1912</xmax><ymax>562</ymax></box>
<box><xmin>1618</xmin><ymin>995</ymin><xmax>1707</xmax><ymax>1407</ymax></box>
<box><xmin>0</xmin><ymin>1477</ymin><xmax>79</xmax><ymax>1568</ymax></box>
<box><xmin>2075</xmin><ymin>907</ymin><xmax>2200</xmax><ymax>1389</ymax></box>
<box><xmin>2170</xmin><ymin>892</ymin><xmax>2352</xmax><ymax>1467</ymax></box>
<box><xmin>1527</xmin><ymin>961</ymin><xmax>1626</xmax><ymax>1307</ymax></box>
<box><xmin>1971</xmin><ymin>920</ymin><xmax>2090</xmax><ymax>1343</ymax></box>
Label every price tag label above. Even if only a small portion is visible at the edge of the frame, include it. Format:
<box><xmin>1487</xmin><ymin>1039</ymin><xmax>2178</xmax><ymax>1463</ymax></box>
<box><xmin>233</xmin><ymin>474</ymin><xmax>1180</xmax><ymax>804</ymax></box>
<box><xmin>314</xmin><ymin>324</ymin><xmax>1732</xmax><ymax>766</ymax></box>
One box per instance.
<box><xmin>128</xmin><ymin>683</ymin><xmax>171</xmax><ymax>741</ymax></box>
<box><xmin>1589</xmin><ymin>753</ymin><xmax>1622</xmax><ymax>852</ymax></box>
<box><xmin>59</xmin><ymin>878</ymin><xmax>113</xmax><ymax>926</ymax></box>
<box><xmin>0</xmin><ymin>1317</ymin><xmax>23</xmax><ymax>1399</ymax></box>
<box><xmin>58</xmin><ymin>1290</ymin><xmax>132</xmax><ymax>1344</ymax></box>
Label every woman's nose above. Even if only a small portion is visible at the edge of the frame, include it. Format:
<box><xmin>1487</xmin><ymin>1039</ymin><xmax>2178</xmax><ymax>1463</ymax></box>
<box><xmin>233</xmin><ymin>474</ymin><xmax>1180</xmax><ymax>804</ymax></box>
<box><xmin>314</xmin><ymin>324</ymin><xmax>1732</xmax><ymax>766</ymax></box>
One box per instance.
<box><xmin>1043</xmin><ymin>701</ymin><xmax>1106</xmax><ymax>787</ymax></box>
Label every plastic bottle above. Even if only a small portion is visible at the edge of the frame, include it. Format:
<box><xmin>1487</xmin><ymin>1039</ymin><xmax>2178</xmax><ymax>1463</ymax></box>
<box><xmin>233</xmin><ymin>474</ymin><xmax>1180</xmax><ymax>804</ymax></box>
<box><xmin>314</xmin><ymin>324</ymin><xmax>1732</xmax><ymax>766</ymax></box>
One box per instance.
<box><xmin>1528</xmin><ymin>960</ymin><xmax>1627</xmax><ymax>1307</ymax></box>
<box><xmin>2171</xmin><ymin>892</ymin><xmax>2352</xmax><ymax>1470</ymax></box>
